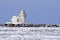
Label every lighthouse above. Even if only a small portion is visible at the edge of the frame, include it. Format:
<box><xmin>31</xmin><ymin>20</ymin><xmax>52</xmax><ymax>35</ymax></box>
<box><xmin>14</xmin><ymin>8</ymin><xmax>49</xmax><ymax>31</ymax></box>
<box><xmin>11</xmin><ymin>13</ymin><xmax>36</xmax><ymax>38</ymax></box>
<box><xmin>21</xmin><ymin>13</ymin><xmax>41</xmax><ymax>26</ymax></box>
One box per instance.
<box><xmin>5</xmin><ymin>9</ymin><xmax>26</xmax><ymax>24</ymax></box>
<box><xmin>19</xmin><ymin>9</ymin><xmax>26</xmax><ymax>24</ymax></box>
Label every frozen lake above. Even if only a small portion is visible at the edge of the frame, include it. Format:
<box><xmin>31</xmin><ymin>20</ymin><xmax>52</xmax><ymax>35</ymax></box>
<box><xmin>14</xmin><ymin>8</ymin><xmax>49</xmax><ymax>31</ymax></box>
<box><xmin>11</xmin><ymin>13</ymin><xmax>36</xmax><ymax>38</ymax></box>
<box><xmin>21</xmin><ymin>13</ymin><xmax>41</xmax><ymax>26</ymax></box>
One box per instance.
<box><xmin>0</xmin><ymin>27</ymin><xmax>60</xmax><ymax>40</ymax></box>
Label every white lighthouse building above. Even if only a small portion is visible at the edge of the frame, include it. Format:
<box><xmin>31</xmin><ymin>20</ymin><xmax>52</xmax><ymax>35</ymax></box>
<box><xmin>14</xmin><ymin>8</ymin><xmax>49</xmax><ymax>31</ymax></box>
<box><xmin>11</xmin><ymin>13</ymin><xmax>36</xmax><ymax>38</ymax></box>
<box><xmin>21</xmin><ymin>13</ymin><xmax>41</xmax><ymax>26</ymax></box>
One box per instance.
<box><xmin>19</xmin><ymin>9</ymin><xmax>26</xmax><ymax>24</ymax></box>
<box><xmin>5</xmin><ymin>9</ymin><xmax>26</xmax><ymax>24</ymax></box>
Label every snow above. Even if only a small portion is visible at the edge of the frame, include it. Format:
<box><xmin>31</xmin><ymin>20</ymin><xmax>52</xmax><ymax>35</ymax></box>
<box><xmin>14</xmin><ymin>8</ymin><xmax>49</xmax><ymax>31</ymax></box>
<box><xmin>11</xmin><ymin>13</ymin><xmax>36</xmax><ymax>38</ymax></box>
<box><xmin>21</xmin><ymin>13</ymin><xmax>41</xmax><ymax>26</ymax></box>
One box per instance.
<box><xmin>0</xmin><ymin>27</ymin><xmax>60</xmax><ymax>40</ymax></box>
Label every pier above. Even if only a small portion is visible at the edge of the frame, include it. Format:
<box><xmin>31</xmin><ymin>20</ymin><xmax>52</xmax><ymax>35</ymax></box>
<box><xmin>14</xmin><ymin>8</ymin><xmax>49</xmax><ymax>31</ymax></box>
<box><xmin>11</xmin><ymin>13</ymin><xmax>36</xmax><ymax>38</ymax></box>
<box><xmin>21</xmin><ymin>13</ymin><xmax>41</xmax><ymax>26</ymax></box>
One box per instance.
<box><xmin>0</xmin><ymin>24</ymin><xmax>60</xmax><ymax>27</ymax></box>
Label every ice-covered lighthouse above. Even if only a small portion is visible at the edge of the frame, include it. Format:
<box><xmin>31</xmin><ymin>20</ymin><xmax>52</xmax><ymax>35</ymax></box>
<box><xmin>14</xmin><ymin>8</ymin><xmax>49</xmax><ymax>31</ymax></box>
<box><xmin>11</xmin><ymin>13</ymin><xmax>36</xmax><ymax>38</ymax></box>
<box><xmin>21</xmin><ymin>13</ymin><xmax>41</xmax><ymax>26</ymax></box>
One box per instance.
<box><xmin>6</xmin><ymin>9</ymin><xmax>26</xmax><ymax>24</ymax></box>
<box><xmin>19</xmin><ymin>9</ymin><xmax>26</xmax><ymax>24</ymax></box>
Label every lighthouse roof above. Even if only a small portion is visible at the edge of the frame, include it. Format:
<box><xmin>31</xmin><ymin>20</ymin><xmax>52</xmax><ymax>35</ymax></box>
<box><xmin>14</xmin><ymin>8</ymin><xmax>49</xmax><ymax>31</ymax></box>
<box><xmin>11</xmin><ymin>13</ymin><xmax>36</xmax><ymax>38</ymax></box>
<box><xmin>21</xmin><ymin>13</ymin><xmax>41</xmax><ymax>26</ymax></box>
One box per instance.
<box><xmin>19</xmin><ymin>9</ymin><xmax>26</xmax><ymax>17</ymax></box>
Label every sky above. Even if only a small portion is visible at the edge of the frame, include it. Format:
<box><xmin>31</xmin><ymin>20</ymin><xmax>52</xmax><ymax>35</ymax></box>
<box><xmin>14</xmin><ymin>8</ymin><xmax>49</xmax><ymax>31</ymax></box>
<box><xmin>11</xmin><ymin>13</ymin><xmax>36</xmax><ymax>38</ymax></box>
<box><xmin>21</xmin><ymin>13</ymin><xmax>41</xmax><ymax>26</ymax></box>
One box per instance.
<box><xmin>0</xmin><ymin>0</ymin><xmax>60</xmax><ymax>24</ymax></box>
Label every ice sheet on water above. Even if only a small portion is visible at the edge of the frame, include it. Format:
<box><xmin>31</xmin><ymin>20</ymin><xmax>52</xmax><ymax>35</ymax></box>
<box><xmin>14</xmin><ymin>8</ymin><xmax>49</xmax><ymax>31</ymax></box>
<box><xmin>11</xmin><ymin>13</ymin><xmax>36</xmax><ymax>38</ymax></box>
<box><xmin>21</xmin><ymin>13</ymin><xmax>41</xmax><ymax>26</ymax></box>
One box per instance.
<box><xmin>0</xmin><ymin>27</ymin><xmax>60</xmax><ymax>40</ymax></box>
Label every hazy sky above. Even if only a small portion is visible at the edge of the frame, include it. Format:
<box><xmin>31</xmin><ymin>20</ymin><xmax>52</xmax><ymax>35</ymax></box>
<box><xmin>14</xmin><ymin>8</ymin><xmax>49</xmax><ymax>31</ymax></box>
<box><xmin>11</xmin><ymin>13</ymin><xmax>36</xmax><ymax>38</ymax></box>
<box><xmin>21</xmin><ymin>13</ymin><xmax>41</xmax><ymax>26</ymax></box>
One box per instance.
<box><xmin>0</xmin><ymin>0</ymin><xmax>60</xmax><ymax>24</ymax></box>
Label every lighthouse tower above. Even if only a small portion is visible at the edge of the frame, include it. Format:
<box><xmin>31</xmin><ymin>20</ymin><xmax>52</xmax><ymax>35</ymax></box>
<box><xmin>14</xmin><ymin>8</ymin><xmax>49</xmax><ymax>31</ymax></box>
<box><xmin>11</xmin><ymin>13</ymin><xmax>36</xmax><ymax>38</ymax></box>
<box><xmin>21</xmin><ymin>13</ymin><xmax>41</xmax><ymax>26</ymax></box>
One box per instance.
<box><xmin>19</xmin><ymin>9</ymin><xmax>26</xmax><ymax>24</ymax></box>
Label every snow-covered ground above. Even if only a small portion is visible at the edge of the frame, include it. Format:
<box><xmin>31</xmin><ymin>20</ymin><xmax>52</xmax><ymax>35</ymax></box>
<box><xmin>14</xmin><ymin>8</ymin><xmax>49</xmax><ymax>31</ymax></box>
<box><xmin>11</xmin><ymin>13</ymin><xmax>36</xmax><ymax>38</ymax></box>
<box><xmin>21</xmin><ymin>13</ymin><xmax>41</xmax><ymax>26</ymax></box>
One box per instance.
<box><xmin>0</xmin><ymin>27</ymin><xmax>60</xmax><ymax>40</ymax></box>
